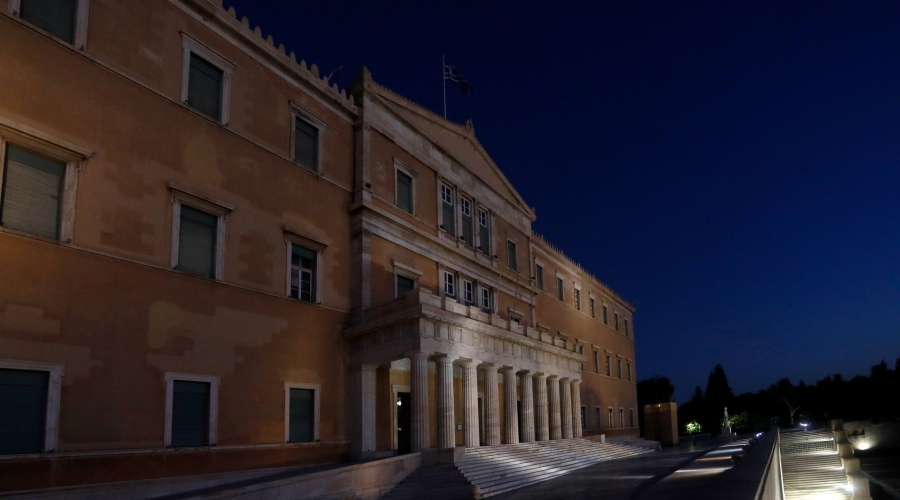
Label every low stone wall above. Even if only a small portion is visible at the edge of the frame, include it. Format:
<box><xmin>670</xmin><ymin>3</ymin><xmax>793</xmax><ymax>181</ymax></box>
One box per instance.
<box><xmin>705</xmin><ymin>429</ymin><xmax>783</xmax><ymax>500</ymax></box>
<box><xmin>843</xmin><ymin>419</ymin><xmax>900</xmax><ymax>452</ymax></box>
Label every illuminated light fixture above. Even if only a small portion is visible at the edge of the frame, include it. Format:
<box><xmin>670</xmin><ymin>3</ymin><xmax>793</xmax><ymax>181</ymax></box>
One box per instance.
<box><xmin>396</xmin><ymin>397</ymin><xmax>402</xmax><ymax>406</ymax></box>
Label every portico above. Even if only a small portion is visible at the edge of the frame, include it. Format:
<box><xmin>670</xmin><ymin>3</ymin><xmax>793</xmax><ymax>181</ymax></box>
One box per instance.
<box><xmin>343</xmin><ymin>289</ymin><xmax>586</xmax><ymax>458</ymax></box>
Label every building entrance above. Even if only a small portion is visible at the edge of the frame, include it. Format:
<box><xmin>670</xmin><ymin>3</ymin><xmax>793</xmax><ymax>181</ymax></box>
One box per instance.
<box><xmin>397</xmin><ymin>392</ymin><xmax>411</xmax><ymax>454</ymax></box>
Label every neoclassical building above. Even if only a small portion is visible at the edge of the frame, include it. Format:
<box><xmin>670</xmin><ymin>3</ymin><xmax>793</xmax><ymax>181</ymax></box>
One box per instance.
<box><xmin>0</xmin><ymin>0</ymin><xmax>637</xmax><ymax>491</ymax></box>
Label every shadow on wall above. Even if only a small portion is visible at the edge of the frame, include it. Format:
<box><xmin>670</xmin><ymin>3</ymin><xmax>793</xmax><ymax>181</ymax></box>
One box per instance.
<box><xmin>843</xmin><ymin>419</ymin><xmax>900</xmax><ymax>453</ymax></box>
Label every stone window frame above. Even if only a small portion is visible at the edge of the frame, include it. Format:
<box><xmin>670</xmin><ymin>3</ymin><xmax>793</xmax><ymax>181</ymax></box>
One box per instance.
<box><xmin>290</xmin><ymin>103</ymin><xmax>327</xmax><ymax>176</ymax></box>
<box><xmin>442</xmin><ymin>268</ymin><xmax>457</xmax><ymax>298</ymax></box>
<box><xmin>283</xmin><ymin>225</ymin><xmax>328</xmax><ymax>304</ymax></box>
<box><xmin>602</xmin><ymin>303</ymin><xmax>609</xmax><ymax>325</ymax></box>
<box><xmin>630</xmin><ymin>408</ymin><xmax>635</xmax><ymax>428</ymax></box>
<box><xmin>616</xmin><ymin>356</ymin><xmax>623</xmax><ymax>379</ymax></box>
<box><xmin>392</xmin><ymin>260</ymin><xmax>421</xmax><ymax>298</ymax></box>
<box><xmin>555</xmin><ymin>272</ymin><xmax>565</xmax><ymax>302</ymax></box>
<box><xmin>619</xmin><ymin>407</ymin><xmax>625</xmax><ymax>428</ymax></box>
<box><xmin>0</xmin><ymin>126</ymin><xmax>85</xmax><ymax>244</ymax></box>
<box><xmin>180</xmin><ymin>34</ymin><xmax>235</xmax><ymax>124</ymax></box>
<box><xmin>163</xmin><ymin>372</ymin><xmax>219</xmax><ymax>447</ymax></box>
<box><xmin>608</xmin><ymin>406</ymin><xmax>614</xmax><ymax>428</ymax></box>
<box><xmin>595</xmin><ymin>406</ymin><xmax>602</xmax><ymax>429</ymax></box>
<box><xmin>393</xmin><ymin>158</ymin><xmax>416</xmax><ymax>215</ymax></box>
<box><xmin>624</xmin><ymin>318</ymin><xmax>630</xmax><ymax>337</ymax></box>
<box><xmin>458</xmin><ymin>193</ymin><xmax>475</xmax><ymax>247</ymax></box>
<box><xmin>461</xmin><ymin>278</ymin><xmax>475</xmax><ymax>305</ymax></box>
<box><xmin>9</xmin><ymin>0</ymin><xmax>91</xmax><ymax>49</ymax></box>
<box><xmin>506</xmin><ymin>237</ymin><xmax>518</xmax><ymax>271</ymax></box>
<box><xmin>592</xmin><ymin>349</ymin><xmax>600</xmax><ymax>374</ymax></box>
<box><xmin>437</xmin><ymin>180</ymin><xmax>457</xmax><ymax>236</ymax></box>
<box><xmin>283</xmin><ymin>381</ymin><xmax>321</xmax><ymax>443</ymax></box>
<box><xmin>168</xmin><ymin>182</ymin><xmax>233</xmax><ymax>281</ymax></box>
<box><xmin>479</xmin><ymin>283</ymin><xmax>494</xmax><ymax>313</ymax></box>
<box><xmin>614</xmin><ymin>311</ymin><xmax>620</xmax><ymax>331</ymax></box>
<box><xmin>626</xmin><ymin>359</ymin><xmax>633</xmax><ymax>382</ymax></box>
<box><xmin>0</xmin><ymin>358</ymin><xmax>64</xmax><ymax>453</ymax></box>
<box><xmin>580</xmin><ymin>406</ymin><xmax>586</xmax><ymax>430</ymax></box>
<box><xmin>604</xmin><ymin>351</ymin><xmax>612</xmax><ymax>377</ymax></box>
<box><xmin>573</xmin><ymin>283</ymin><xmax>582</xmax><ymax>311</ymax></box>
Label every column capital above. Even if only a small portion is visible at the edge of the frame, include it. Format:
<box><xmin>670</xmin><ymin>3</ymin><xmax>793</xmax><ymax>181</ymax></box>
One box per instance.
<box><xmin>560</xmin><ymin>377</ymin><xmax>571</xmax><ymax>383</ymax></box>
<box><xmin>516</xmin><ymin>368</ymin><xmax>531</xmax><ymax>376</ymax></box>
<box><xmin>457</xmin><ymin>358</ymin><xmax>480</xmax><ymax>367</ymax></box>
<box><xmin>533</xmin><ymin>372</ymin><xmax>548</xmax><ymax>379</ymax></box>
<box><xmin>479</xmin><ymin>362</ymin><xmax>498</xmax><ymax>371</ymax></box>
<box><xmin>432</xmin><ymin>353</ymin><xmax>458</xmax><ymax>363</ymax></box>
<box><xmin>406</xmin><ymin>351</ymin><xmax>431</xmax><ymax>361</ymax></box>
<box><xmin>547</xmin><ymin>374</ymin><xmax>559</xmax><ymax>380</ymax></box>
<box><xmin>499</xmin><ymin>365</ymin><xmax>517</xmax><ymax>373</ymax></box>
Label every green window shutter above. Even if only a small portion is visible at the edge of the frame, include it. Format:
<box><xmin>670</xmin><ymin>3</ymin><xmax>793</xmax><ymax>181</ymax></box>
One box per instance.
<box><xmin>289</xmin><ymin>388</ymin><xmax>315</xmax><ymax>442</ymax></box>
<box><xmin>178</xmin><ymin>205</ymin><xmax>217</xmax><ymax>278</ymax></box>
<box><xmin>507</xmin><ymin>241</ymin><xmax>517</xmax><ymax>270</ymax></box>
<box><xmin>396</xmin><ymin>171</ymin><xmax>412</xmax><ymax>213</ymax></box>
<box><xmin>294</xmin><ymin>118</ymin><xmax>319</xmax><ymax>172</ymax></box>
<box><xmin>442</xmin><ymin>202</ymin><xmax>455</xmax><ymax>236</ymax></box>
<box><xmin>171</xmin><ymin>381</ymin><xmax>210</xmax><ymax>447</ymax></box>
<box><xmin>1</xmin><ymin>145</ymin><xmax>65</xmax><ymax>239</ymax></box>
<box><xmin>535</xmin><ymin>265</ymin><xmax>543</xmax><ymax>289</ymax></box>
<box><xmin>187</xmin><ymin>53</ymin><xmax>223</xmax><ymax>120</ymax></box>
<box><xmin>396</xmin><ymin>275</ymin><xmax>415</xmax><ymax>297</ymax></box>
<box><xmin>0</xmin><ymin>369</ymin><xmax>48</xmax><ymax>454</ymax></box>
<box><xmin>20</xmin><ymin>0</ymin><xmax>78</xmax><ymax>44</ymax></box>
<box><xmin>461</xmin><ymin>211</ymin><xmax>473</xmax><ymax>246</ymax></box>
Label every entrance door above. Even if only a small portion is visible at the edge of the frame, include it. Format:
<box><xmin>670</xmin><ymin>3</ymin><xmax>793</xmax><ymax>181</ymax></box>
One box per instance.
<box><xmin>397</xmin><ymin>392</ymin><xmax>411</xmax><ymax>454</ymax></box>
<box><xmin>478</xmin><ymin>397</ymin><xmax>484</xmax><ymax>445</ymax></box>
<box><xmin>0</xmin><ymin>368</ymin><xmax>48</xmax><ymax>454</ymax></box>
<box><xmin>517</xmin><ymin>400</ymin><xmax>523</xmax><ymax>442</ymax></box>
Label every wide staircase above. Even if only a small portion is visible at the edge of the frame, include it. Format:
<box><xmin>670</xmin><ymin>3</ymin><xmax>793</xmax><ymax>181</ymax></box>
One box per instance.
<box><xmin>780</xmin><ymin>429</ymin><xmax>850</xmax><ymax>500</ymax></box>
<box><xmin>381</xmin><ymin>438</ymin><xmax>652</xmax><ymax>500</ymax></box>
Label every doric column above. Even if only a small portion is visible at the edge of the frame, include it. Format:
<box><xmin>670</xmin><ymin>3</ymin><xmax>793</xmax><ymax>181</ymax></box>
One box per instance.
<box><xmin>534</xmin><ymin>373</ymin><xmax>549</xmax><ymax>441</ymax></box>
<box><xmin>462</xmin><ymin>360</ymin><xmax>480</xmax><ymax>448</ymax></box>
<box><xmin>520</xmin><ymin>371</ymin><xmax>535</xmax><ymax>442</ymax></box>
<box><xmin>561</xmin><ymin>378</ymin><xmax>573</xmax><ymax>439</ymax></box>
<box><xmin>571</xmin><ymin>379</ymin><xmax>583</xmax><ymax>438</ymax></box>
<box><xmin>435</xmin><ymin>355</ymin><xmax>456</xmax><ymax>449</ymax></box>
<box><xmin>350</xmin><ymin>364</ymin><xmax>376</xmax><ymax>459</ymax></box>
<box><xmin>548</xmin><ymin>375</ymin><xmax>561</xmax><ymax>440</ymax></box>
<box><xmin>409</xmin><ymin>352</ymin><xmax>430</xmax><ymax>452</ymax></box>
<box><xmin>481</xmin><ymin>364</ymin><xmax>501</xmax><ymax>446</ymax></box>
<box><xmin>501</xmin><ymin>367</ymin><xmax>519</xmax><ymax>444</ymax></box>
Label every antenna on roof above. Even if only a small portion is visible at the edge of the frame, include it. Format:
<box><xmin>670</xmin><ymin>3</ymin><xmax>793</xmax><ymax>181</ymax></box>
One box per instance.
<box><xmin>325</xmin><ymin>65</ymin><xmax>343</xmax><ymax>84</ymax></box>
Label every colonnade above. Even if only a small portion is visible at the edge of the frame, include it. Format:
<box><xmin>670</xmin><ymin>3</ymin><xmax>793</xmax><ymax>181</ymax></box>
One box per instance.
<box><xmin>407</xmin><ymin>354</ymin><xmax>583</xmax><ymax>452</ymax></box>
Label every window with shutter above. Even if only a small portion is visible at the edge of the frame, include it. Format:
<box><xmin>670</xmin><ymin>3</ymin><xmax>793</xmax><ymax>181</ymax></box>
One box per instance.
<box><xmin>440</xmin><ymin>184</ymin><xmax>455</xmax><ymax>236</ymax></box>
<box><xmin>477</xmin><ymin>209</ymin><xmax>490</xmax><ymax>255</ymax></box>
<box><xmin>170</xmin><ymin>380</ymin><xmax>210</xmax><ymax>447</ymax></box>
<box><xmin>396</xmin><ymin>170</ymin><xmax>412</xmax><ymax>213</ymax></box>
<box><xmin>534</xmin><ymin>264</ymin><xmax>543</xmax><ymax>290</ymax></box>
<box><xmin>1</xmin><ymin>145</ymin><xmax>65</xmax><ymax>239</ymax></box>
<box><xmin>288</xmin><ymin>388</ymin><xmax>315</xmax><ymax>442</ymax></box>
<box><xmin>443</xmin><ymin>272</ymin><xmax>455</xmax><ymax>297</ymax></box>
<box><xmin>177</xmin><ymin>205</ymin><xmax>217</xmax><ymax>279</ymax></box>
<box><xmin>19</xmin><ymin>0</ymin><xmax>78</xmax><ymax>44</ymax></box>
<box><xmin>293</xmin><ymin>118</ymin><xmax>319</xmax><ymax>172</ymax></box>
<box><xmin>460</xmin><ymin>198</ymin><xmax>473</xmax><ymax>246</ymax></box>
<box><xmin>480</xmin><ymin>287</ymin><xmax>492</xmax><ymax>313</ymax></box>
<box><xmin>396</xmin><ymin>274</ymin><xmax>415</xmax><ymax>297</ymax></box>
<box><xmin>556</xmin><ymin>277</ymin><xmax>564</xmax><ymax>301</ymax></box>
<box><xmin>506</xmin><ymin>240</ymin><xmax>517</xmax><ymax>270</ymax></box>
<box><xmin>574</xmin><ymin>288</ymin><xmax>581</xmax><ymax>310</ymax></box>
<box><xmin>0</xmin><ymin>368</ymin><xmax>49</xmax><ymax>454</ymax></box>
<box><xmin>290</xmin><ymin>245</ymin><xmax>317</xmax><ymax>302</ymax></box>
<box><xmin>187</xmin><ymin>53</ymin><xmax>223</xmax><ymax>120</ymax></box>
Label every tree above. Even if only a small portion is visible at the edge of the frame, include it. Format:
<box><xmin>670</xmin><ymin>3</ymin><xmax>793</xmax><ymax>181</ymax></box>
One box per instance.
<box><xmin>770</xmin><ymin>378</ymin><xmax>800</xmax><ymax>426</ymax></box>
<box><xmin>704</xmin><ymin>365</ymin><xmax>734</xmax><ymax>434</ymax></box>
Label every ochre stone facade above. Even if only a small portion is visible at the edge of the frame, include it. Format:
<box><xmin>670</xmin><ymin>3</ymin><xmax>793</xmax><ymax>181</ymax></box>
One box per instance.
<box><xmin>0</xmin><ymin>0</ymin><xmax>636</xmax><ymax>491</ymax></box>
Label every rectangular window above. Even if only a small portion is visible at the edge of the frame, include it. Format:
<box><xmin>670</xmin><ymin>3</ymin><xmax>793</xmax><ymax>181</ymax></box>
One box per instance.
<box><xmin>627</xmin><ymin>362</ymin><xmax>632</xmax><ymax>382</ymax></box>
<box><xmin>293</xmin><ymin>117</ymin><xmax>319</xmax><ymax>172</ymax></box>
<box><xmin>603</xmin><ymin>305</ymin><xmax>608</xmax><ymax>325</ymax></box>
<box><xmin>18</xmin><ymin>0</ymin><xmax>78</xmax><ymax>44</ymax></box>
<box><xmin>593</xmin><ymin>351</ymin><xmax>599</xmax><ymax>373</ymax></box>
<box><xmin>177</xmin><ymin>205</ymin><xmax>218</xmax><ymax>279</ymax></box>
<box><xmin>590</xmin><ymin>298</ymin><xmax>595</xmax><ymax>318</ymax></box>
<box><xmin>608</xmin><ymin>407</ymin><xmax>613</xmax><ymax>428</ymax></box>
<box><xmin>578</xmin><ymin>345</ymin><xmax>584</xmax><ymax>370</ymax></box>
<box><xmin>396</xmin><ymin>170</ymin><xmax>413</xmax><ymax>213</ymax></box>
<box><xmin>535</xmin><ymin>264</ymin><xmax>544</xmax><ymax>290</ymax></box>
<box><xmin>480</xmin><ymin>287</ymin><xmax>492</xmax><ymax>313</ymax></box>
<box><xmin>0</xmin><ymin>368</ymin><xmax>49</xmax><ymax>454</ymax></box>
<box><xmin>460</xmin><ymin>198</ymin><xmax>474</xmax><ymax>246</ymax></box>
<box><xmin>581</xmin><ymin>406</ymin><xmax>586</xmax><ymax>430</ymax></box>
<box><xmin>0</xmin><ymin>144</ymin><xmax>65</xmax><ymax>240</ymax></box>
<box><xmin>595</xmin><ymin>407</ymin><xmax>601</xmax><ymax>428</ymax></box>
<box><xmin>617</xmin><ymin>359</ymin><xmax>623</xmax><ymax>379</ymax></box>
<box><xmin>624</xmin><ymin>319</ymin><xmax>629</xmax><ymax>337</ymax></box>
<box><xmin>630</xmin><ymin>409</ymin><xmax>635</xmax><ymax>427</ymax></box>
<box><xmin>441</xmin><ymin>184</ymin><xmax>455</xmax><ymax>236</ymax></box>
<box><xmin>290</xmin><ymin>245</ymin><xmax>317</xmax><ymax>302</ymax></box>
<box><xmin>477</xmin><ymin>209</ymin><xmax>490</xmax><ymax>255</ymax></box>
<box><xmin>396</xmin><ymin>274</ymin><xmax>415</xmax><ymax>297</ymax></box>
<box><xmin>463</xmin><ymin>279</ymin><xmax>474</xmax><ymax>305</ymax></box>
<box><xmin>620</xmin><ymin>408</ymin><xmax>625</xmax><ymax>427</ymax></box>
<box><xmin>288</xmin><ymin>388</ymin><xmax>315</xmax><ymax>442</ymax></box>
<box><xmin>556</xmin><ymin>277</ymin><xmax>564</xmax><ymax>301</ymax></box>
<box><xmin>574</xmin><ymin>288</ymin><xmax>581</xmax><ymax>310</ymax></box>
<box><xmin>605</xmin><ymin>355</ymin><xmax>611</xmax><ymax>376</ymax></box>
<box><xmin>444</xmin><ymin>272</ymin><xmax>455</xmax><ymax>297</ymax></box>
<box><xmin>507</xmin><ymin>240</ymin><xmax>517</xmax><ymax>270</ymax></box>
<box><xmin>615</xmin><ymin>313</ymin><xmax>620</xmax><ymax>331</ymax></box>
<box><xmin>187</xmin><ymin>53</ymin><xmax>224</xmax><ymax>121</ymax></box>
<box><xmin>171</xmin><ymin>380</ymin><xmax>211</xmax><ymax>447</ymax></box>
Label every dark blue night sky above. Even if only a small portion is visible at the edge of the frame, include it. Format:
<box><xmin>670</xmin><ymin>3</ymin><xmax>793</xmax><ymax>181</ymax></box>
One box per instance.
<box><xmin>225</xmin><ymin>0</ymin><xmax>900</xmax><ymax>402</ymax></box>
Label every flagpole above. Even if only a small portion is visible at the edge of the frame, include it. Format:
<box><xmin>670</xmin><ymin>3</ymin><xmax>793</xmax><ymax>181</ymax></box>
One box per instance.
<box><xmin>442</xmin><ymin>54</ymin><xmax>447</xmax><ymax>118</ymax></box>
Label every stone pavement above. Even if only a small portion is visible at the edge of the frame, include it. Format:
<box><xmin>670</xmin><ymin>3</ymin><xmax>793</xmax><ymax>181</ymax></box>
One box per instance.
<box><xmin>492</xmin><ymin>440</ymin><xmax>721</xmax><ymax>500</ymax></box>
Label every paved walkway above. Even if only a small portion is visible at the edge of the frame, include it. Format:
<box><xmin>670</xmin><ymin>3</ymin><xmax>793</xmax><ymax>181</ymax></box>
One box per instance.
<box><xmin>492</xmin><ymin>441</ymin><xmax>722</xmax><ymax>500</ymax></box>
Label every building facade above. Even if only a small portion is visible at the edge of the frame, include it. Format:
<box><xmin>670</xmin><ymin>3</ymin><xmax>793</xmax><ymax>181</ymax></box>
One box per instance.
<box><xmin>0</xmin><ymin>0</ymin><xmax>636</xmax><ymax>492</ymax></box>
